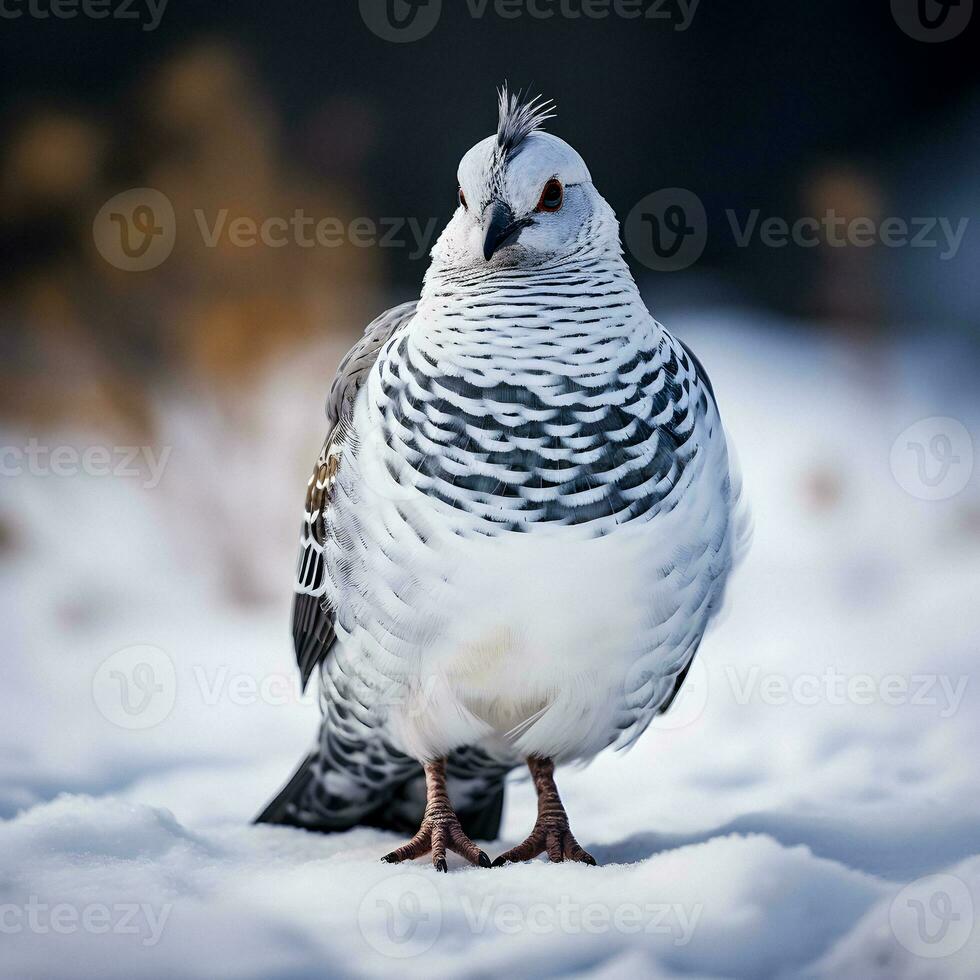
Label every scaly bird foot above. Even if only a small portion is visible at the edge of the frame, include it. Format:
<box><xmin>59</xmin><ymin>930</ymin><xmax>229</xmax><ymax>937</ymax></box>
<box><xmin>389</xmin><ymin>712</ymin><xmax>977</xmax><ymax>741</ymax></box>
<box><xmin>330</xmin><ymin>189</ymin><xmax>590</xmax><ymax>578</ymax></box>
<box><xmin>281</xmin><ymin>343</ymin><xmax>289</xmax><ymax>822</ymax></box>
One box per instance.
<box><xmin>380</xmin><ymin>759</ymin><xmax>492</xmax><ymax>872</ymax></box>
<box><xmin>492</xmin><ymin>818</ymin><xmax>596</xmax><ymax>866</ymax></box>
<box><xmin>381</xmin><ymin>813</ymin><xmax>492</xmax><ymax>872</ymax></box>
<box><xmin>492</xmin><ymin>755</ymin><xmax>597</xmax><ymax>867</ymax></box>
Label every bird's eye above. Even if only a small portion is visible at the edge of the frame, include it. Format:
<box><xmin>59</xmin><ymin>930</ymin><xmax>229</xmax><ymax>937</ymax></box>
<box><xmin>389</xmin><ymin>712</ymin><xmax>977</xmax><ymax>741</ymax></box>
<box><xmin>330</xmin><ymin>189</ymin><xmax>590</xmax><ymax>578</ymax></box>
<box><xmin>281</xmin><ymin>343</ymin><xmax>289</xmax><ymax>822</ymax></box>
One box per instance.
<box><xmin>536</xmin><ymin>179</ymin><xmax>564</xmax><ymax>213</ymax></box>
<box><xmin>458</xmin><ymin>187</ymin><xmax>467</xmax><ymax>209</ymax></box>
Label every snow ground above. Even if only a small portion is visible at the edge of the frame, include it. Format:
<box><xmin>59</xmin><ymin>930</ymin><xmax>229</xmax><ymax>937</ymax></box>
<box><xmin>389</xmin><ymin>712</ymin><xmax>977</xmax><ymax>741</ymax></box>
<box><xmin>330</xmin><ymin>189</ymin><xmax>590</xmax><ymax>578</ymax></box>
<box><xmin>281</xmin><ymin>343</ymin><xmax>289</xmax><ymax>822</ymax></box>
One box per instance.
<box><xmin>2</xmin><ymin>308</ymin><xmax>979</xmax><ymax>979</ymax></box>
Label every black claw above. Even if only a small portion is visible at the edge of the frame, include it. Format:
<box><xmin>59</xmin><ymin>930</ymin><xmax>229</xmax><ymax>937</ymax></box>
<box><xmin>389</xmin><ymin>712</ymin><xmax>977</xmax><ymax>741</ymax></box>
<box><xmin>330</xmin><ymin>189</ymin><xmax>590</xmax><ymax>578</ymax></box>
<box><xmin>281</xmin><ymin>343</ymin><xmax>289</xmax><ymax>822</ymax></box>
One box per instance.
<box><xmin>491</xmin><ymin>856</ymin><xmax>509</xmax><ymax>867</ymax></box>
<box><xmin>434</xmin><ymin>858</ymin><xmax>448</xmax><ymax>873</ymax></box>
<box><xmin>583</xmin><ymin>855</ymin><xmax>597</xmax><ymax>866</ymax></box>
<box><xmin>381</xmin><ymin>853</ymin><xmax>397</xmax><ymax>863</ymax></box>
<box><xmin>478</xmin><ymin>851</ymin><xmax>492</xmax><ymax>868</ymax></box>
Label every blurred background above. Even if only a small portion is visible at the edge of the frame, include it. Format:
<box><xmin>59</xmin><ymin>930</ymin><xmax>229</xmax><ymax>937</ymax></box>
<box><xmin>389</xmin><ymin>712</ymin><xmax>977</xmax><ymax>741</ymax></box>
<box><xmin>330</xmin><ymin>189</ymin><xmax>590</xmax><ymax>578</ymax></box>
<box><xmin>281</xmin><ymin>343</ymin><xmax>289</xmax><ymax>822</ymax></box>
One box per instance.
<box><xmin>1</xmin><ymin>3</ymin><xmax>980</xmax><ymax>976</ymax></box>
<box><xmin>2</xmin><ymin>0</ymin><xmax>979</xmax><ymax>434</ymax></box>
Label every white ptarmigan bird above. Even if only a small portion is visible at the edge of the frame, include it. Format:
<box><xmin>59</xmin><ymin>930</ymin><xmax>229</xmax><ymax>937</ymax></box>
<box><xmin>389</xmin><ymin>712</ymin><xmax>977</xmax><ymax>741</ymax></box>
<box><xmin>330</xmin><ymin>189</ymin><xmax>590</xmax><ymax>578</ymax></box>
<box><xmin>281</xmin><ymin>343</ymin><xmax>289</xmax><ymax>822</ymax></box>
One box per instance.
<box><xmin>257</xmin><ymin>87</ymin><xmax>746</xmax><ymax>870</ymax></box>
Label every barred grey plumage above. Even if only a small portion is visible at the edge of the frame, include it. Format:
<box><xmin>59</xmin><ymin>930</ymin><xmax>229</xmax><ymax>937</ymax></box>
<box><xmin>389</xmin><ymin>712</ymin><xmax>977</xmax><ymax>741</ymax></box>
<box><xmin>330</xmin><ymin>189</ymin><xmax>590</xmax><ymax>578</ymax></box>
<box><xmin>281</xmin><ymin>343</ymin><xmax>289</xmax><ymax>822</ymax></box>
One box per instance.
<box><xmin>257</xmin><ymin>86</ymin><xmax>747</xmax><ymax>868</ymax></box>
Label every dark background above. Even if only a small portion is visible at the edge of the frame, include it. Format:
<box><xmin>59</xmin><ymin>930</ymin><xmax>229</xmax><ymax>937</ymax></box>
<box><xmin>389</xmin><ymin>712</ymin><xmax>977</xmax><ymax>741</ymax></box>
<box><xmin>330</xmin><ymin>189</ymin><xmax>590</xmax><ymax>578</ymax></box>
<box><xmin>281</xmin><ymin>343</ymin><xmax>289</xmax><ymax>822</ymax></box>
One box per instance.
<box><xmin>1</xmin><ymin>0</ymin><xmax>977</xmax><ymax>318</ymax></box>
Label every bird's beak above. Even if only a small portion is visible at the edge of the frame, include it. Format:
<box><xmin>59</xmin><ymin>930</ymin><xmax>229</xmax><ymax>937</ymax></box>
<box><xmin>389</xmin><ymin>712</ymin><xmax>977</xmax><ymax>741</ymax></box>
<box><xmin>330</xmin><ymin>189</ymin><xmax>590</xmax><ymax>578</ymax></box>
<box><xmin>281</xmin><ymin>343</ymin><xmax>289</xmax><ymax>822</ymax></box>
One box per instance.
<box><xmin>483</xmin><ymin>199</ymin><xmax>527</xmax><ymax>261</ymax></box>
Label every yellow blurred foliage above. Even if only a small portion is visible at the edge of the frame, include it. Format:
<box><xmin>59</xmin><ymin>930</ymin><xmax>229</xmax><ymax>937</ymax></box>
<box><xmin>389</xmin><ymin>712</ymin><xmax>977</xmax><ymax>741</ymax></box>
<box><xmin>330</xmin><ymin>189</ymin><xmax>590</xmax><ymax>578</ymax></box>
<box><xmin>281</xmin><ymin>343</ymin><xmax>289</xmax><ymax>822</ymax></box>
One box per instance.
<box><xmin>1</xmin><ymin>40</ymin><xmax>382</xmax><ymax>435</ymax></box>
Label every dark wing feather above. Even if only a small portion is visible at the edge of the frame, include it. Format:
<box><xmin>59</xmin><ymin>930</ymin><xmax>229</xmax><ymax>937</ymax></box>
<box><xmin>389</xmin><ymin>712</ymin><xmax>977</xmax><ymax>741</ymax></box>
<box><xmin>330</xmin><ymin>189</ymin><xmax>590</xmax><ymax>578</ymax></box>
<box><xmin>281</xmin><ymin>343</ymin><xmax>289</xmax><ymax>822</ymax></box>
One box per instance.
<box><xmin>677</xmin><ymin>337</ymin><xmax>716</xmax><ymax>403</ymax></box>
<box><xmin>291</xmin><ymin>301</ymin><xmax>418</xmax><ymax>689</ymax></box>
<box><xmin>292</xmin><ymin>437</ymin><xmax>339</xmax><ymax>689</ymax></box>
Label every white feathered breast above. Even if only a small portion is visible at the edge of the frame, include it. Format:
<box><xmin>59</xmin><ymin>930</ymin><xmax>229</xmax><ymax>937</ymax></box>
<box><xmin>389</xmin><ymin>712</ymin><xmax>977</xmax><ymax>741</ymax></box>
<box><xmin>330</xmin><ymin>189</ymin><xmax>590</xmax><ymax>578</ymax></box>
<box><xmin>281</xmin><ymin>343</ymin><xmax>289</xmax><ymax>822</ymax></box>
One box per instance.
<box><xmin>320</xmin><ymin>259</ymin><xmax>744</xmax><ymax>764</ymax></box>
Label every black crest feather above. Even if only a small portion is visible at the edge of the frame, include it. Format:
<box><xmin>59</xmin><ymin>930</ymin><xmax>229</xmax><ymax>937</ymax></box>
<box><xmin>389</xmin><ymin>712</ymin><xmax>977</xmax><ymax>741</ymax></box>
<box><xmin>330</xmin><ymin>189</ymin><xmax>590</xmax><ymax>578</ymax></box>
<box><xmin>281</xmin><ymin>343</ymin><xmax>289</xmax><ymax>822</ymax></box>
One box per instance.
<box><xmin>496</xmin><ymin>84</ymin><xmax>556</xmax><ymax>153</ymax></box>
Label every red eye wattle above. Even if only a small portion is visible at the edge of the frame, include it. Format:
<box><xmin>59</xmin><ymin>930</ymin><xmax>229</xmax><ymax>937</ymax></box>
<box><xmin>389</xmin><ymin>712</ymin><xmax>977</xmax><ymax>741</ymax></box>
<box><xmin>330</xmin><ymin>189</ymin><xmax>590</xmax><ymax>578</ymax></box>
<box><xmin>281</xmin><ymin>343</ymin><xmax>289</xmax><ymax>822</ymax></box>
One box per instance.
<box><xmin>536</xmin><ymin>179</ymin><xmax>564</xmax><ymax>213</ymax></box>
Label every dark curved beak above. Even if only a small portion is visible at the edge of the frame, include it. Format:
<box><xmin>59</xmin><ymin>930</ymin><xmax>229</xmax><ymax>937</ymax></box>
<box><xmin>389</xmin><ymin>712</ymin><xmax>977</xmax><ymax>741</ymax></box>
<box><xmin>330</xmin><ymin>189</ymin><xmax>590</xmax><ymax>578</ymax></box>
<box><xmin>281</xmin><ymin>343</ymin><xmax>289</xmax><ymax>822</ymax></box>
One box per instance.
<box><xmin>483</xmin><ymin>200</ymin><xmax>529</xmax><ymax>261</ymax></box>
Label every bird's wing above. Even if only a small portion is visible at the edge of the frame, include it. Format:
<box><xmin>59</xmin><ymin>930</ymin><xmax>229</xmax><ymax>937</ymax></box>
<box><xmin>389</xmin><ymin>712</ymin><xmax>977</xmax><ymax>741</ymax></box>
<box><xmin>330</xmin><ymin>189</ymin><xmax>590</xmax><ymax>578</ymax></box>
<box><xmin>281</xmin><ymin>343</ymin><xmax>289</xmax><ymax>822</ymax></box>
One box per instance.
<box><xmin>292</xmin><ymin>300</ymin><xmax>418</xmax><ymax>689</ymax></box>
<box><xmin>676</xmin><ymin>336</ymin><xmax>716</xmax><ymax>403</ymax></box>
<box><xmin>647</xmin><ymin>329</ymin><xmax>747</xmax><ymax>719</ymax></box>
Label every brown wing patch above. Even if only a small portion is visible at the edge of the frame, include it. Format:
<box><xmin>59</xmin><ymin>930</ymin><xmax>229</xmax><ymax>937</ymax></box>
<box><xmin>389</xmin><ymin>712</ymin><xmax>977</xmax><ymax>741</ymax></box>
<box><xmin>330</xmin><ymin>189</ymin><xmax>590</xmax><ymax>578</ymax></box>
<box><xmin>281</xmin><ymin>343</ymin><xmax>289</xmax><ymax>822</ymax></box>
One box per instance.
<box><xmin>305</xmin><ymin>448</ymin><xmax>340</xmax><ymax>537</ymax></box>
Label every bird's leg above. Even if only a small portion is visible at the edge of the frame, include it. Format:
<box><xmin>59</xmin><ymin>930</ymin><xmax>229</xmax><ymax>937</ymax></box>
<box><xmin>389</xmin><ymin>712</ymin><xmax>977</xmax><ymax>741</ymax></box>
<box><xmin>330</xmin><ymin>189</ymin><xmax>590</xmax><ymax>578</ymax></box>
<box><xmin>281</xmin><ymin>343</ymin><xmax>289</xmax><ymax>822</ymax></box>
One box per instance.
<box><xmin>381</xmin><ymin>758</ymin><xmax>492</xmax><ymax>872</ymax></box>
<box><xmin>492</xmin><ymin>756</ymin><xmax>596</xmax><ymax>866</ymax></box>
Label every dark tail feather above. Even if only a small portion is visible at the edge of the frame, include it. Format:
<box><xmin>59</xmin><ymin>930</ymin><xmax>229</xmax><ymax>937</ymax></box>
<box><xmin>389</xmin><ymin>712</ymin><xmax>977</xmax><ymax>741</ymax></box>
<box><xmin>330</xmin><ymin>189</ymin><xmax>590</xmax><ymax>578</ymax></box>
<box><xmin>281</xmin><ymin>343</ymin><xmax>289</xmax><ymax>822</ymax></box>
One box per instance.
<box><xmin>254</xmin><ymin>752</ymin><xmax>319</xmax><ymax>828</ymax></box>
<box><xmin>254</xmin><ymin>749</ymin><xmax>507</xmax><ymax>841</ymax></box>
<box><xmin>456</xmin><ymin>783</ymin><xmax>505</xmax><ymax>841</ymax></box>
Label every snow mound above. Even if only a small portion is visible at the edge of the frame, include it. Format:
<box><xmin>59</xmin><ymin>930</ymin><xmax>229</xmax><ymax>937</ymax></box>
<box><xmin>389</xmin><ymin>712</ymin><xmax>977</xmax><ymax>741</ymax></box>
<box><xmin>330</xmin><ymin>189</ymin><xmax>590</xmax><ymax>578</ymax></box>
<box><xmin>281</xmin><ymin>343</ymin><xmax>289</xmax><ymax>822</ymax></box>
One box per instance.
<box><xmin>0</xmin><ymin>795</ymin><xmax>900</xmax><ymax>980</ymax></box>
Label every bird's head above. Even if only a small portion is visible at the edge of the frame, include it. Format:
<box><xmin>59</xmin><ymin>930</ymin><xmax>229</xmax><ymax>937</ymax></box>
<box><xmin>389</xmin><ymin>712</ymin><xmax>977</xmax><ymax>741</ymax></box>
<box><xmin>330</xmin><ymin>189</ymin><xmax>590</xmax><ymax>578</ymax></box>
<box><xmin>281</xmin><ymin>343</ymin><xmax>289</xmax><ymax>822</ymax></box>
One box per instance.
<box><xmin>431</xmin><ymin>86</ymin><xmax>619</xmax><ymax>271</ymax></box>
